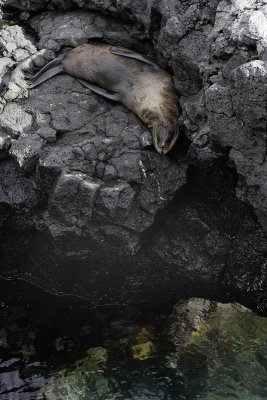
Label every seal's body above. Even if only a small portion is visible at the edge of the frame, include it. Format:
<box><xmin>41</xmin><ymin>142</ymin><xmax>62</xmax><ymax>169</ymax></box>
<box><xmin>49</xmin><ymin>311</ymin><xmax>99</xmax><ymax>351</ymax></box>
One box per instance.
<box><xmin>29</xmin><ymin>44</ymin><xmax>180</xmax><ymax>154</ymax></box>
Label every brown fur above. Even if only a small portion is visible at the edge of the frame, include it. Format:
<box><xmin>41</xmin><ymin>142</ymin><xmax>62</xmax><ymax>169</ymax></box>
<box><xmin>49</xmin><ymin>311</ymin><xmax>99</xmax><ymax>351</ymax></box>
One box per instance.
<box><xmin>30</xmin><ymin>43</ymin><xmax>180</xmax><ymax>154</ymax></box>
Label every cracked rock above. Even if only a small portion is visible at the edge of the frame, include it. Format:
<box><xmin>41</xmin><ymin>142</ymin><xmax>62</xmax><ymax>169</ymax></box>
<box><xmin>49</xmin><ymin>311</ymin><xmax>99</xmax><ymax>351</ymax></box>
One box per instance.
<box><xmin>0</xmin><ymin>103</ymin><xmax>32</xmax><ymax>138</ymax></box>
<box><xmin>0</xmin><ymin>132</ymin><xmax>11</xmax><ymax>159</ymax></box>
<box><xmin>49</xmin><ymin>172</ymin><xmax>101</xmax><ymax>227</ymax></box>
<box><xmin>1</xmin><ymin>0</ymin><xmax>267</xmax><ymax>311</ymax></box>
<box><xmin>0</xmin><ymin>10</ymin><xmax>187</xmax><ymax>241</ymax></box>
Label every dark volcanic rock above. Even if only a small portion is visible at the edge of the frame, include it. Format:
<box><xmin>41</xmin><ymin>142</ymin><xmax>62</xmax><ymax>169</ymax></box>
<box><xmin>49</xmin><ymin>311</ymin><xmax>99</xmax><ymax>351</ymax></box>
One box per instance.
<box><xmin>0</xmin><ymin>11</ymin><xmax>186</xmax><ymax>243</ymax></box>
<box><xmin>0</xmin><ymin>0</ymin><xmax>267</xmax><ymax>312</ymax></box>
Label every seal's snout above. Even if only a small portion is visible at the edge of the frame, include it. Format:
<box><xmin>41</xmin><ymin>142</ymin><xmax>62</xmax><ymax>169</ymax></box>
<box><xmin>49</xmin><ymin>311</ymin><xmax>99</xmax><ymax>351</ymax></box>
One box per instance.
<box><xmin>157</xmin><ymin>141</ymin><xmax>168</xmax><ymax>155</ymax></box>
<box><xmin>158</xmin><ymin>140</ymin><xmax>168</xmax><ymax>149</ymax></box>
<box><xmin>152</xmin><ymin>122</ymin><xmax>173</xmax><ymax>155</ymax></box>
<box><xmin>155</xmin><ymin>139</ymin><xmax>171</xmax><ymax>155</ymax></box>
<box><xmin>152</xmin><ymin>121</ymin><xmax>180</xmax><ymax>155</ymax></box>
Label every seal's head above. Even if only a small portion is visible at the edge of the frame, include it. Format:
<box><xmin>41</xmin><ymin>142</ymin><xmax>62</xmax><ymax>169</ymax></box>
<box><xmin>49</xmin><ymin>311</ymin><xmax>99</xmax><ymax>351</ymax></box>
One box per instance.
<box><xmin>152</xmin><ymin>119</ymin><xmax>179</xmax><ymax>155</ymax></box>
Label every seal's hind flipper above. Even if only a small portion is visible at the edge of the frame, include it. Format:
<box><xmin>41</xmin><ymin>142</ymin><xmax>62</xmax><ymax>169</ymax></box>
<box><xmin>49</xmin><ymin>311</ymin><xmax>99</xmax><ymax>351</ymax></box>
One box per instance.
<box><xmin>109</xmin><ymin>47</ymin><xmax>157</xmax><ymax>67</ymax></box>
<box><xmin>78</xmin><ymin>79</ymin><xmax>121</xmax><ymax>102</ymax></box>
<box><xmin>29</xmin><ymin>56</ymin><xmax>63</xmax><ymax>81</ymax></box>
<box><xmin>28</xmin><ymin>65</ymin><xmax>63</xmax><ymax>89</ymax></box>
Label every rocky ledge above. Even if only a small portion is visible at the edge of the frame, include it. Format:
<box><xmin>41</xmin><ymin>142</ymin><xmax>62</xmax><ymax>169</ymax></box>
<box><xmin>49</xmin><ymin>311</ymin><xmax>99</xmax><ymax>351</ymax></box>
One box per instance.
<box><xmin>0</xmin><ymin>0</ymin><xmax>267</xmax><ymax>313</ymax></box>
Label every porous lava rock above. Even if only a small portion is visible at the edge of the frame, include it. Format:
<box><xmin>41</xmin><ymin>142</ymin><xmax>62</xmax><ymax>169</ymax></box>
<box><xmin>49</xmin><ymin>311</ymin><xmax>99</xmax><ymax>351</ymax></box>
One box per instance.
<box><xmin>1</xmin><ymin>0</ymin><xmax>267</xmax><ymax>313</ymax></box>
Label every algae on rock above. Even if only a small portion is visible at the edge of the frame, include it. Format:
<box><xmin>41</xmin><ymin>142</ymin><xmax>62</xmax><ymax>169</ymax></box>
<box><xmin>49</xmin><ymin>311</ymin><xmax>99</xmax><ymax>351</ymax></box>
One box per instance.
<box><xmin>167</xmin><ymin>298</ymin><xmax>267</xmax><ymax>399</ymax></box>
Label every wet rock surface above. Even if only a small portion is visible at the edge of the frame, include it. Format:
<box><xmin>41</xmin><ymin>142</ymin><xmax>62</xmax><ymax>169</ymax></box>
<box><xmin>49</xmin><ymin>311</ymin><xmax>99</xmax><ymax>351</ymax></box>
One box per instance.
<box><xmin>167</xmin><ymin>298</ymin><xmax>267</xmax><ymax>399</ymax></box>
<box><xmin>0</xmin><ymin>0</ymin><xmax>267</xmax><ymax>312</ymax></box>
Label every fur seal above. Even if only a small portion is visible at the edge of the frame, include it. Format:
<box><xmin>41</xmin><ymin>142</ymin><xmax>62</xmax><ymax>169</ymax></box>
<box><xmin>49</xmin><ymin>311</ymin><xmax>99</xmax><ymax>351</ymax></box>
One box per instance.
<box><xmin>28</xmin><ymin>44</ymin><xmax>180</xmax><ymax>154</ymax></box>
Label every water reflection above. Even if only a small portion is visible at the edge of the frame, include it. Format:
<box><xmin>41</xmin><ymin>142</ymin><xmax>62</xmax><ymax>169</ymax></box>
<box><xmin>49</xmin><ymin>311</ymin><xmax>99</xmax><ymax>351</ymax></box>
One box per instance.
<box><xmin>0</xmin><ymin>284</ymin><xmax>267</xmax><ymax>399</ymax></box>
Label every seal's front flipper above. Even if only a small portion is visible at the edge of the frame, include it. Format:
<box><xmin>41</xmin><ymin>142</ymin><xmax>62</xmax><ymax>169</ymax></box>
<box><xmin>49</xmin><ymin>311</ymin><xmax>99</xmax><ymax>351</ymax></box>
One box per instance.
<box><xmin>28</xmin><ymin>65</ymin><xmax>63</xmax><ymax>89</ymax></box>
<box><xmin>78</xmin><ymin>79</ymin><xmax>121</xmax><ymax>102</ymax></box>
<box><xmin>109</xmin><ymin>47</ymin><xmax>157</xmax><ymax>67</ymax></box>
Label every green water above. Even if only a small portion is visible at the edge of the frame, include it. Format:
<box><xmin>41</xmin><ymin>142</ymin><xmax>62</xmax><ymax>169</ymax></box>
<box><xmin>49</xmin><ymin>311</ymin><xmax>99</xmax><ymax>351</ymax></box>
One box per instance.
<box><xmin>0</xmin><ymin>294</ymin><xmax>267</xmax><ymax>400</ymax></box>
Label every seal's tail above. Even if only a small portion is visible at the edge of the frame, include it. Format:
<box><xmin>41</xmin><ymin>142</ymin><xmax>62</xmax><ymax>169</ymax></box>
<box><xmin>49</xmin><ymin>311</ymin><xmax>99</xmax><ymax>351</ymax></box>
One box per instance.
<box><xmin>27</xmin><ymin>57</ymin><xmax>64</xmax><ymax>89</ymax></box>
